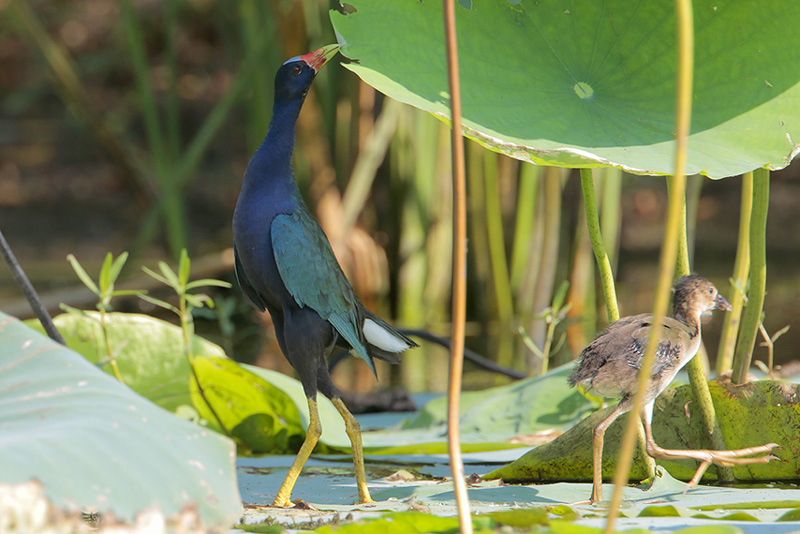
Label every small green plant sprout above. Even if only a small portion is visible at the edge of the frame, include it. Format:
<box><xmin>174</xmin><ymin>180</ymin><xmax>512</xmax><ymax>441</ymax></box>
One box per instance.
<box><xmin>65</xmin><ymin>252</ymin><xmax>145</xmax><ymax>381</ymax></box>
<box><xmin>139</xmin><ymin>248</ymin><xmax>232</xmax><ymax>434</ymax></box>
<box><xmin>755</xmin><ymin>322</ymin><xmax>790</xmax><ymax>380</ymax></box>
<box><xmin>519</xmin><ymin>280</ymin><xmax>572</xmax><ymax>375</ymax></box>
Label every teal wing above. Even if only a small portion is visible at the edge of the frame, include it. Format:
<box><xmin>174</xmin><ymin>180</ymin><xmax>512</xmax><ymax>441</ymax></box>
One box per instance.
<box><xmin>271</xmin><ymin>210</ymin><xmax>374</xmax><ymax>373</ymax></box>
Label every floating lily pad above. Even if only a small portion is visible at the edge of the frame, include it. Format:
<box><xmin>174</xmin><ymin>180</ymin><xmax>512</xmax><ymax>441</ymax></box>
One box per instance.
<box><xmin>484</xmin><ymin>380</ymin><xmax>799</xmax><ymax>483</ymax></box>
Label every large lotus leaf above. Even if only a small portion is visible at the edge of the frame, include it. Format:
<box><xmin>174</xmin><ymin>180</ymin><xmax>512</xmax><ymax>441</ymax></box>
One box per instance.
<box><xmin>28</xmin><ymin>311</ymin><xmax>227</xmax><ymax>412</ymax></box>
<box><xmin>331</xmin><ymin>0</ymin><xmax>800</xmax><ymax>178</ymax></box>
<box><xmin>485</xmin><ymin>380</ymin><xmax>798</xmax><ymax>483</ymax></box>
<box><xmin>348</xmin><ymin>364</ymin><xmax>589</xmax><ymax>454</ymax></box>
<box><xmin>191</xmin><ymin>357</ymin><xmax>305</xmax><ymax>453</ymax></box>
<box><xmin>0</xmin><ymin>312</ymin><xmax>241</xmax><ymax>526</ymax></box>
<box><xmin>243</xmin><ymin>363</ymin><xmax>354</xmax><ymax>451</ymax></box>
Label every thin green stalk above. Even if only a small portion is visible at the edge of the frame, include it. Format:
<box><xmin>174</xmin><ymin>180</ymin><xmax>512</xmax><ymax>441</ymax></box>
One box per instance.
<box><xmin>671</xmin><ymin>179</ymin><xmax>691</xmax><ymax>280</ymax></box>
<box><xmin>484</xmin><ymin>152</ymin><xmax>515</xmax><ymax>371</ymax></box>
<box><xmin>466</xmin><ymin>142</ymin><xmax>491</xmax><ymax>300</ymax></box>
<box><xmin>510</xmin><ymin>163</ymin><xmax>541</xmax><ymax>292</ymax></box>
<box><xmin>165</xmin><ymin>0</ymin><xmax>181</xmax><ymax>163</ymax></box>
<box><xmin>397</xmin><ymin>110</ymin><xmax>439</xmax><ymax>391</ymax></box>
<box><xmin>527</xmin><ymin>167</ymin><xmax>562</xmax><ymax>374</ymax></box>
<box><xmin>732</xmin><ymin>169</ymin><xmax>769</xmax><ymax>383</ymax></box>
<box><xmin>240</xmin><ymin>0</ymin><xmax>273</xmax><ymax>152</ymax></box>
<box><xmin>685</xmin><ymin>175</ymin><xmax>704</xmax><ymax>266</ymax></box>
<box><xmin>179</xmin><ymin>298</ymin><xmax>229</xmax><ymax>436</ymax></box>
<box><xmin>120</xmin><ymin>0</ymin><xmax>168</xmax><ymax>170</ymax></box>
<box><xmin>120</xmin><ymin>0</ymin><xmax>185</xmax><ymax>257</ymax></box>
<box><xmin>99</xmin><ymin>310</ymin><xmax>124</xmax><ymax>382</ymax></box>
<box><xmin>716</xmin><ymin>172</ymin><xmax>753</xmax><ymax>375</ymax></box>
<box><xmin>667</xmin><ymin>178</ymin><xmax>732</xmax><ymax>482</ymax></box>
<box><xmin>606</xmin><ymin>0</ymin><xmax>693</xmax><ymax>529</ymax></box>
<box><xmin>580</xmin><ymin>169</ymin><xmax>619</xmax><ymax>323</ymax></box>
<box><xmin>600</xmin><ymin>168</ymin><xmax>622</xmax><ymax>270</ymax></box>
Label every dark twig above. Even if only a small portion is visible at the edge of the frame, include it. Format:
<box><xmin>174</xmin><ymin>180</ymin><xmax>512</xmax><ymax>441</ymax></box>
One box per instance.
<box><xmin>0</xmin><ymin>229</ymin><xmax>65</xmax><ymax>344</ymax></box>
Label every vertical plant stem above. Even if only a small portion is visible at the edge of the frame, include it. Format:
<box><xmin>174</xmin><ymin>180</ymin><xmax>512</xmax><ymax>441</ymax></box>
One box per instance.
<box><xmin>528</xmin><ymin>167</ymin><xmax>561</xmax><ymax>373</ymax></box>
<box><xmin>164</xmin><ymin>0</ymin><xmax>181</xmax><ymax>163</ymax></box>
<box><xmin>732</xmin><ymin>169</ymin><xmax>769</xmax><ymax>383</ymax></box>
<box><xmin>685</xmin><ymin>175</ymin><xmax>704</xmax><ymax>266</ymax></box>
<box><xmin>605</xmin><ymin>0</ymin><xmax>693</xmax><ymax>530</ymax></box>
<box><xmin>716</xmin><ymin>172</ymin><xmax>753</xmax><ymax>375</ymax></box>
<box><xmin>442</xmin><ymin>0</ymin><xmax>473</xmax><ymax>531</ymax></box>
<box><xmin>670</xmin><ymin>179</ymin><xmax>691</xmax><ymax>279</ymax></box>
<box><xmin>120</xmin><ymin>0</ymin><xmax>167</xmax><ymax>168</ymax></box>
<box><xmin>397</xmin><ymin>112</ymin><xmax>435</xmax><ymax>391</ymax></box>
<box><xmin>484</xmin><ymin>153</ymin><xmax>515</xmax><ymax>372</ymax></box>
<box><xmin>100</xmin><ymin>310</ymin><xmax>124</xmax><ymax>381</ymax></box>
<box><xmin>580</xmin><ymin>169</ymin><xmax>619</xmax><ymax>323</ymax></box>
<box><xmin>566</xmin><ymin>208</ymin><xmax>594</xmax><ymax>354</ymax></box>
<box><xmin>120</xmin><ymin>0</ymin><xmax>186</xmax><ymax>257</ymax></box>
<box><xmin>180</xmin><ymin>298</ymin><xmax>229</xmax><ymax>435</ymax></box>
<box><xmin>510</xmin><ymin>163</ymin><xmax>540</xmax><ymax>293</ymax></box>
<box><xmin>600</xmin><ymin>168</ymin><xmax>622</xmax><ymax>270</ymax></box>
<box><xmin>667</xmin><ymin>178</ymin><xmax>732</xmax><ymax>482</ymax></box>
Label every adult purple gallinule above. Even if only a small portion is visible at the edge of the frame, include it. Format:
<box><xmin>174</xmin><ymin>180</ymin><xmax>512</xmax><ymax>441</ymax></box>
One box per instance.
<box><xmin>569</xmin><ymin>274</ymin><xmax>778</xmax><ymax>503</ymax></box>
<box><xmin>232</xmin><ymin>45</ymin><xmax>417</xmax><ymax>507</ymax></box>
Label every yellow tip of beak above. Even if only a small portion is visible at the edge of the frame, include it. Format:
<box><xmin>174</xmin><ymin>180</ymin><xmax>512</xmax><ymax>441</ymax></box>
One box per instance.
<box><xmin>300</xmin><ymin>44</ymin><xmax>340</xmax><ymax>72</ymax></box>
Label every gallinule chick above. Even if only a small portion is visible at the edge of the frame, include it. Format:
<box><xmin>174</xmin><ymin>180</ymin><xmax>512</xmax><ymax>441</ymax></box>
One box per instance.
<box><xmin>233</xmin><ymin>45</ymin><xmax>417</xmax><ymax>507</ymax></box>
<box><xmin>569</xmin><ymin>274</ymin><xmax>778</xmax><ymax>503</ymax></box>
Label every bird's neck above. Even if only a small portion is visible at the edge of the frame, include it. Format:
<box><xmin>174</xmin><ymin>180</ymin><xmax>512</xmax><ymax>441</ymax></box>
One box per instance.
<box><xmin>673</xmin><ymin>301</ymin><xmax>701</xmax><ymax>339</ymax></box>
<box><xmin>243</xmin><ymin>96</ymin><xmax>306</xmax><ymax>194</ymax></box>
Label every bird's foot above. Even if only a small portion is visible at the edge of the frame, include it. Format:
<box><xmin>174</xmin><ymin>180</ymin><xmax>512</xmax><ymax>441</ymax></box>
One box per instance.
<box><xmin>647</xmin><ymin>442</ymin><xmax>779</xmax><ymax>467</ymax></box>
<box><xmin>646</xmin><ymin>442</ymin><xmax>780</xmax><ymax>494</ymax></box>
<box><xmin>271</xmin><ymin>496</ymin><xmax>294</xmax><ymax>508</ymax></box>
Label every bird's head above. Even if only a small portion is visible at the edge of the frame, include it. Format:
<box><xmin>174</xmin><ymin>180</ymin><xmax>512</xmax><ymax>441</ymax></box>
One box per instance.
<box><xmin>673</xmin><ymin>274</ymin><xmax>732</xmax><ymax>322</ymax></box>
<box><xmin>274</xmin><ymin>44</ymin><xmax>340</xmax><ymax>101</ymax></box>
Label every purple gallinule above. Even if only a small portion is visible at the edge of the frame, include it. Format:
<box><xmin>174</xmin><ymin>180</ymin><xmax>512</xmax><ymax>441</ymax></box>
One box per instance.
<box><xmin>232</xmin><ymin>45</ymin><xmax>417</xmax><ymax>507</ymax></box>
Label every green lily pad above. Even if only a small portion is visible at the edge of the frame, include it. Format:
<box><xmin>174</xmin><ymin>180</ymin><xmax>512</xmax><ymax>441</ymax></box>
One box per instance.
<box><xmin>0</xmin><ymin>312</ymin><xmax>241</xmax><ymax>526</ymax></box>
<box><xmin>331</xmin><ymin>0</ymin><xmax>800</xmax><ymax>178</ymax></box>
<box><xmin>27</xmin><ymin>311</ymin><xmax>227</xmax><ymax>412</ymax></box>
<box><xmin>354</xmin><ymin>364</ymin><xmax>588</xmax><ymax>454</ymax></box>
<box><xmin>484</xmin><ymin>380</ymin><xmax>798</xmax><ymax>483</ymax></box>
<box><xmin>191</xmin><ymin>357</ymin><xmax>305</xmax><ymax>453</ymax></box>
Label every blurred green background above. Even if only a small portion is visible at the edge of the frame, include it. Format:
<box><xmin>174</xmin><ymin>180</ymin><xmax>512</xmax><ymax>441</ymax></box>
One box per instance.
<box><xmin>1</xmin><ymin>0</ymin><xmax>798</xmax><ymax>394</ymax></box>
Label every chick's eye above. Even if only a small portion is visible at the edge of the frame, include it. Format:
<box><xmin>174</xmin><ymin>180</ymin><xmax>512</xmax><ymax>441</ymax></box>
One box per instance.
<box><xmin>292</xmin><ymin>65</ymin><xmax>302</xmax><ymax>76</ymax></box>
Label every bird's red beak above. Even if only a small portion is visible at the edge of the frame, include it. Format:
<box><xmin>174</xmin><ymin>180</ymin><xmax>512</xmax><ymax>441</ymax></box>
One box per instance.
<box><xmin>300</xmin><ymin>44</ymin><xmax>340</xmax><ymax>73</ymax></box>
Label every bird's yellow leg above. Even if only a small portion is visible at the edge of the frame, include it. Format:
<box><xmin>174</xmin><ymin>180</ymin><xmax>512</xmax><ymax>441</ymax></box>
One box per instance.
<box><xmin>331</xmin><ymin>397</ymin><xmax>374</xmax><ymax>504</ymax></box>
<box><xmin>273</xmin><ymin>397</ymin><xmax>322</xmax><ymax>508</ymax></box>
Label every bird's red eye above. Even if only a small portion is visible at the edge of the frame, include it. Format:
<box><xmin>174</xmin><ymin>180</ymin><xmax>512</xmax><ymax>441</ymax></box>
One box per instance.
<box><xmin>292</xmin><ymin>64</ymin><xmax>302</xmax><ymax>76</ymax></box>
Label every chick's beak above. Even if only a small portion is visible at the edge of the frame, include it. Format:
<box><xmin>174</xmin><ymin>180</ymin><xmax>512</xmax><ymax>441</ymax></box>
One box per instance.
<box><xmin>714</xmin><ymin>293</ymin><xmax>732</xmax><ymax>311</ymax></box>
<box><xmin>301</xmin><ymin>44</ymin><xmax>340</xmax><ymax>73</ymax></box>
